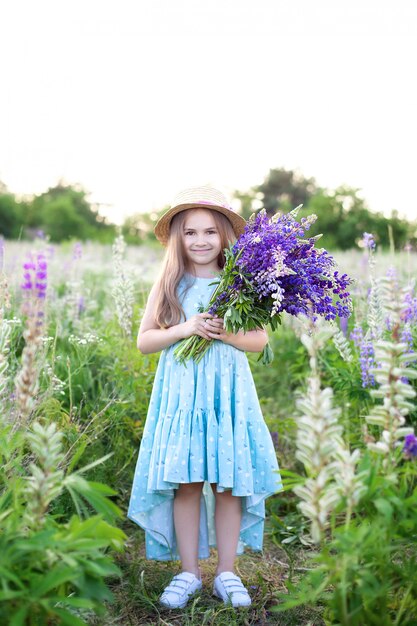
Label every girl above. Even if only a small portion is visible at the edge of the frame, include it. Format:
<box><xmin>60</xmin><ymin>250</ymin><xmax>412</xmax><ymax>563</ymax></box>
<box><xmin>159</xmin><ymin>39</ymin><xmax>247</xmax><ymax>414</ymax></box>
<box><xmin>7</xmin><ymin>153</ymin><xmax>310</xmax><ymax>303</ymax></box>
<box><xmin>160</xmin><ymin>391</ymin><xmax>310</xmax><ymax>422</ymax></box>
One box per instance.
<box><xmin>127</xmin><ymin>186</ymin><xmax>282</xmax><ymax>609</ymax></box>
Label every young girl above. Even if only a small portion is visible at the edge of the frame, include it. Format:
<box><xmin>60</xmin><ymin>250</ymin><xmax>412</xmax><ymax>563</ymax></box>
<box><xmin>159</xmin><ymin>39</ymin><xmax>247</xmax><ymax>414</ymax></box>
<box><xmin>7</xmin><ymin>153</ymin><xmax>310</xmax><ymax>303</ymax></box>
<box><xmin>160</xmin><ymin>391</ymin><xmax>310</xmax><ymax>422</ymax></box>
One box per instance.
<box><xmin>127</xmin><ymin>186</ymin><xmax>282</xmax><ymax>609</ymax></box>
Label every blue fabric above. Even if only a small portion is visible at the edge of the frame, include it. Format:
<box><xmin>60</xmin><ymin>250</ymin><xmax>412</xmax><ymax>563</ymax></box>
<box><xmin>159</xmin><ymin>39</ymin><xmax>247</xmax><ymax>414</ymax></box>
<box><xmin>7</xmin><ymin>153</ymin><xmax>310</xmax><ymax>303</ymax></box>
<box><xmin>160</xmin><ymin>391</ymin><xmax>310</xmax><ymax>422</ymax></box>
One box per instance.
<box><xmin>127</xmin><ymin>273</ymin><xmax>283</xmax><ymax>560</ymax></box>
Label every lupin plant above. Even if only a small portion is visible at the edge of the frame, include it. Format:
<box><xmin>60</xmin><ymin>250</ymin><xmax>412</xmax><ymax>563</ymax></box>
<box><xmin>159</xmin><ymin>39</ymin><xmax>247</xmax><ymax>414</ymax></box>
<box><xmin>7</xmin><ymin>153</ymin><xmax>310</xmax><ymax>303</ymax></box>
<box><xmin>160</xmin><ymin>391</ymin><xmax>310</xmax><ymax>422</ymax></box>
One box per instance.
<box><xmin>293</xmin><ymin>317</ymin><xmax>367</xmax><ymax>543</ymax></box>
<box><xmin>112</xmin><ymin>232</ymin><xmax>134</xmax><ymax>337</ymax></box>
<box><xmin>365</xmin><ymin>273</ymin><xmax>417</xmax><ymax>462</ymax></box>
<box><xmin>332</xmin><ymin>325</ymin><xmax>353</xmax><ymax>362</ymax></box>
<box><xmin>24</xmin><ymin>421</ymin><xmax>65</xmax><ymax>529</ymax></box>
<box><xmin>63</xmin><ymin>240</ymin><xmax>85</xmax><ymax>327</ymax></box>
<box><xmin>0</xmin><ymin>418</ymin><xmax>126</xmax><ymax>625</ymax></box>
<box><xmin>14</xmin><ymin>250</ymin><xmax>48</xmax><ymax>424</ymax></box>
<box><xmin>0</xmin><ymin>241</ymin><xmax>12</xmax><ymax>414</ymax></box>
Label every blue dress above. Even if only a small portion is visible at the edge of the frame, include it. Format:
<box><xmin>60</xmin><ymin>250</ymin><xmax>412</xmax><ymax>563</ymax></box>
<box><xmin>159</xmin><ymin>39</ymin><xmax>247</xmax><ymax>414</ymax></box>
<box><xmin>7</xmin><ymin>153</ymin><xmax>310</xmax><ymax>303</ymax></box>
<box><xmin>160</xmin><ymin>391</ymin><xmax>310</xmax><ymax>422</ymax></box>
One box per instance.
<box><xmin>127</xmin><ymin>273</ymin><xmax>282</xmax><ymax>560</ymax></box>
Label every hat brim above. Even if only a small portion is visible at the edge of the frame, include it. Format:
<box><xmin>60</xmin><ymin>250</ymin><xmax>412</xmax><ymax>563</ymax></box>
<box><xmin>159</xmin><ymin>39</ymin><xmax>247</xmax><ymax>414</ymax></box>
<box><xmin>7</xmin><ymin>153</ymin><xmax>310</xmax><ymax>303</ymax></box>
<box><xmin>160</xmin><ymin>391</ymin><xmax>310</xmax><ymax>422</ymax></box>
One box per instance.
<box><xmin>154</xmin><ymin>203</ymin><xmax>246</xmax><ymax>246</ymax></box>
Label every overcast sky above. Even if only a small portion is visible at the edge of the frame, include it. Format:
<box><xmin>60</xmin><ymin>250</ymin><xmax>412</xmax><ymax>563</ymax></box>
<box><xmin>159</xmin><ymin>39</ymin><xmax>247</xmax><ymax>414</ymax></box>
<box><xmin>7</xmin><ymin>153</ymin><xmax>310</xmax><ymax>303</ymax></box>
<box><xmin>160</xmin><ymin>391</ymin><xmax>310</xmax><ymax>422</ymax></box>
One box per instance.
<box><xmin>1</xmin><ymin>0</ymin><xmax>416</xmax><ymax>223</ymax></box>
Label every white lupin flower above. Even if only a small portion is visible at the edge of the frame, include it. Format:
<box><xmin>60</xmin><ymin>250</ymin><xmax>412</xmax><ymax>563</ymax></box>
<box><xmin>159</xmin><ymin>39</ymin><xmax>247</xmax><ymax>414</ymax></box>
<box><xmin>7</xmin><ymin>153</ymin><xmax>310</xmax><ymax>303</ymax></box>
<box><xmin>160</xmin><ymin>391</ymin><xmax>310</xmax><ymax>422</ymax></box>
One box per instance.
<box><xmin>332</xmin><ymin>327</ymin><xmax>353</xmax><ymax>362</ymax></box>
<box><xmin>112</xmin><ymin>233</ymin><xmax>135</xmax><ymax>337</ymax></box>
<box><xmin>329</xmin><ymin>448</ymin><xmax>368</xmax><ymax>506</ymax></box>
<box><xmin>367</xmin><ymin>276</ymin><xmax>384</xmax><ymax>340</ymax></box>
<box><xmin>0</xmin><ymin>318</ymin><xmax>11</xmax><ymax>413</ymax></box>
<box><xmin>365</xmin><ymin>340</ymin><xmax>417</xmax><ymax>460</ymax></box>
<box><xmin>0</xmin><ymin>269</ymin><xmax>12</xmax><ymax>414</ymax></box>
<box><xmin>293</xmin><ymin>316</ymin><xmax>367</xmax><ymax>543</ymax></box>
<box><xmin>24</xmin><ymin>421</ymin><xmax>65</xmax><ymax>529</ymax></box>
<box><xmin>361</xmin><ymin>267</ymin><xmax>417</xmax><ymax>461</ymax></box>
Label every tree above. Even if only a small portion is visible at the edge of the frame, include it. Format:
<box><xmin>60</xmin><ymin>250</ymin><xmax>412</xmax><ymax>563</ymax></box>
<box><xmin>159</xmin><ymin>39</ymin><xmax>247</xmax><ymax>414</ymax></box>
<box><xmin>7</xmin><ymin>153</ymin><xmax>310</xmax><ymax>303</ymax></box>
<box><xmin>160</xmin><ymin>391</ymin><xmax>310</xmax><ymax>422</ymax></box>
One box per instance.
<box><xmin>40</xmin><ymin>197</ymin><xmax>86</xmax><ymax>241</ymax></box>
<box><xmin>122</xmin><ymin>206</ymin><xmax>167</xmax><ymax>244</ymax></box>
<box><xmin>306</xmin><ymin>186</ymin><xmax>414</xmax><ymax>250</ymax></box>
<box><xmin>234</xmin><ymin>167</ymin><xmax>318</xmax><ymax>220</ymax></box>
<box><xmin>0</xmin><ymin>193</ymin><xmax>25</xmax><ymax>239</ymax></box>
<box><xmin>257</xmin><ymin>168</ymin><xmax>318</xmax><ymax>214</ymax></box>
<box><xmin>234</xmin><ymin>172</ymin><xmax>416</xmax><ymax>250</ymax></box>
<box><xmin>28</xmin><ymin>183</ymin><xmax>115</xmax><ymax>241</ymax></box>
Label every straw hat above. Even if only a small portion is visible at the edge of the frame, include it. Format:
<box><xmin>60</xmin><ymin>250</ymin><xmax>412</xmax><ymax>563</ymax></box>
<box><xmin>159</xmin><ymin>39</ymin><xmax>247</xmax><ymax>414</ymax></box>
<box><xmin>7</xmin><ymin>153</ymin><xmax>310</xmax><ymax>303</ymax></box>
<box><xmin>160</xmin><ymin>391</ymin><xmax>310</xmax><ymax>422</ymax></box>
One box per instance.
<box><xmin>154</xmin><ymin>186</ymin><xmax>246</xmax><ymax>245</ymax></box>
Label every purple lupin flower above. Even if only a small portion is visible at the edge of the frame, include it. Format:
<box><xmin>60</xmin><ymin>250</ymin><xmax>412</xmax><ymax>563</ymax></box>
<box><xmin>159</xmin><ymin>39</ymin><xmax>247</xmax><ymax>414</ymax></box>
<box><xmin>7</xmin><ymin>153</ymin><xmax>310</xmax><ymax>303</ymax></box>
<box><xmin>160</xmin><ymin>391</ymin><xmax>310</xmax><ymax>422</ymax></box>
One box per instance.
<box><xmin>359</xmin><ymin>339</ymin><xmax>376</xmax><ymax>388</ymax></box>
<box><xmin>339</xmin><ymin>316</ymin><xmax>349</xmax><ymax>337</ymax></box>
<box><xmin>403</xmin><ymin>434</ymin><xmax>417</xmax><ymax>460</ymax></box>
<box><xmin>211</xmin><ymin>208</ymin><xmax>352</xmax><ymax>322</ymax></box>
<box><xmin>349</xmin><ymin>325</ymin><xmax>363</xmax><ymax>348</ymax></box>
<box><xmin>401</xmin><ymin>291</ymin><xmax>417</xmax><ymax>324</ymax></box>
<box><xmin>175</xmin><ymin>206</ymin><xmax>353</xmax><ymax>365</ymax></box>
<box><xmin>362</xmin><ymin>232</ymin><xmax>376</xmax><ymax>250</ymax></box>
<box><xmin>15</xmin><ymin>250</ymin><xmax>49</xmax><ymax>421</ymax></box>
<box><xmin>21</xmin><ymin>251</ymin><xmax>48</xmax><ymax>319</ymax></box>
<box><xmin>73</xmin><ymin>241</ymin><xmax>83</xmax><ymax>260</ymax></box>
<box><xmin>78</xmin><ymin>295</ymin><xmax>86</xmax><ymax>315</ymax></box>
<box><xmin>35</xmin><ymin>253</ymin><xmax>48</xmax><ymax>299</ymax></box>
<box><xmin>400</xmin><ymin>325</ymin><xmax>414</xmax><ymax>354</ymax></box>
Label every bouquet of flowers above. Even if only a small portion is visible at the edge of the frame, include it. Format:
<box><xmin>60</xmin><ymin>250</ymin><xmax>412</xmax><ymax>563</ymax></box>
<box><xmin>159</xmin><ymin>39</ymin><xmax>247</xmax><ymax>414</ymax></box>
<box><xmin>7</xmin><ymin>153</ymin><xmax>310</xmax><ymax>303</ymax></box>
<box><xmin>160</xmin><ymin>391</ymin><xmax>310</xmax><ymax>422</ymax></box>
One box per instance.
<box><xmin>173</xmin><ymin>206</ymin><xmax>352</xmax><ymax>365</ymax></box>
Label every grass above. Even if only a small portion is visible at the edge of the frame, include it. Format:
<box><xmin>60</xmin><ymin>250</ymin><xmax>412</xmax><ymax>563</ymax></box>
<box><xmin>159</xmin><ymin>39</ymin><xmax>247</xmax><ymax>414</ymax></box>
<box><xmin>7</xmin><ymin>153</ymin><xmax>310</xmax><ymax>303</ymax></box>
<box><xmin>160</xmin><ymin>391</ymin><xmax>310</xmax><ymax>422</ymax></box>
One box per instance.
<box><xmin>86</xmin><ymin>519</ymin><xmax>325</xmax><ymax>626</ymax></box>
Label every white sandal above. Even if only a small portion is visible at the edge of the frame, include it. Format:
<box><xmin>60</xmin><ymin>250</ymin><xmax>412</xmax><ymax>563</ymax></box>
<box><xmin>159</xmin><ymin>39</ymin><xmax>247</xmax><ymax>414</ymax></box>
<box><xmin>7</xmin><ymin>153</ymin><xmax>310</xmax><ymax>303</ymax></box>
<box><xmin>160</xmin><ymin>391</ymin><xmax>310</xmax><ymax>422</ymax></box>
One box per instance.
<box><xmin>213</xmin><ymin>571</ymin><xmax>252</xmax><ymax>607</ymax></box>
<box><xmin>160</xmin><ymin>571</ymin><xmax>202</xmax><ymax>609</ymax></box>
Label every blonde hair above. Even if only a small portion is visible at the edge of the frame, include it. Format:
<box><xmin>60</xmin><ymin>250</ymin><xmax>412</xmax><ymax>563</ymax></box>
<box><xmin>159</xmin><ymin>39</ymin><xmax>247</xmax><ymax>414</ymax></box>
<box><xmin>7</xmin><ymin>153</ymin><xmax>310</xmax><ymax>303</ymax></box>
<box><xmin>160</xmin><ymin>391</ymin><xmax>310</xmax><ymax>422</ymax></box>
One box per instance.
<box><xmin>154</xmin><ymin>209</ymin><xmax>236</xmax><ymax>328</ymax></box>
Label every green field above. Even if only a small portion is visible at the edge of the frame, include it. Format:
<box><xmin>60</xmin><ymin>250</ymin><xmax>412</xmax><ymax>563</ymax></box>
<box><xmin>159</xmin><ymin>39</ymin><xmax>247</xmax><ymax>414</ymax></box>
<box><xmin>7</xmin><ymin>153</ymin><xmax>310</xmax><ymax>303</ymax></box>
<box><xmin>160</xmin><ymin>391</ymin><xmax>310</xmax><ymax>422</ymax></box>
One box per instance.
<box><xmin>1</xmin><ymin>238</ymin><xmax>417</xmax><ymax>625</ymax></box>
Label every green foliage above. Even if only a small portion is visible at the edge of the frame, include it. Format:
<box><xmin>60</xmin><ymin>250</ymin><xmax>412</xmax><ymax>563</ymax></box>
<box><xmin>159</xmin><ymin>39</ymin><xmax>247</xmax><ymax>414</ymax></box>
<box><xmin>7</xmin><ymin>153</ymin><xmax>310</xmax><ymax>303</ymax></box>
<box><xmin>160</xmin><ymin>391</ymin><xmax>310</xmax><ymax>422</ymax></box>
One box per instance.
<box><xmin>274</xmin><ymin>452</ymin><xmax>417</xmax><ymax>625</ymax></box>
<box><xmin>2</xmin><ymin>170</ymin><xmax>416</xmax><ymax>249</ymax></box>
<box><xmin>0</xmin><ymin>193</ymin><xmax>26</xmax><ymax>238</ymax></box>
<box><xmin>37</xmin><ymin>306</ymin><xmax>157</xmax><ymax>501</ymax></box>
<box><xmin>122</xmin><ymin>205</ymin><xmax>168</xmax><ymax>244</ymax></box>
<box><xmin>307</xmin><ymin>186</ymin><xmax>413</xmax><ymax>250</ymax></box>
<box><xmin>257</xmin><ymin>168</ymin><xmax>318</xmax><ymax>215</ymax></box>
<box><xmin>40</xmin><ymin>196</ymin><xmax>87</xmax><ymax>241</ymax></box>
<box><xmin>29</xmin><ymin>183</ymin><xmax>116</xmax><ymax>242</ymax></box>
<box><xmin>0</xmin><ymin>419</ymin><xmax>126</xmax><ymax>625</ymax></box>
<box><xmin>3</xmin><ymin>236</ymin><xmax>417</xmax><ymax>623</ymax></box>
<box><xmin>233</xmin><ymin>168</ymin><xmax>416</xmax><ymax>250</ymax></box>
<box><xmin>0</xmin><ymin>182</ymin><xmax>116</xmax><ymax>243</ymax></box>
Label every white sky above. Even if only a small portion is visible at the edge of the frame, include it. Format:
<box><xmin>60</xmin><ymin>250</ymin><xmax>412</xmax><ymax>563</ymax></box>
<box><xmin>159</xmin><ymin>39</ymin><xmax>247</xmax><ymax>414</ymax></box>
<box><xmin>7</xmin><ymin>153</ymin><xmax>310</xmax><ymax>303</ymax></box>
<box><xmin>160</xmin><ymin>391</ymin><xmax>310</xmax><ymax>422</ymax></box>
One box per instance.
<box><xmin>1</xmin><ymin>0</ymin><xmax>416</xmax><ymax>224</ymax></box>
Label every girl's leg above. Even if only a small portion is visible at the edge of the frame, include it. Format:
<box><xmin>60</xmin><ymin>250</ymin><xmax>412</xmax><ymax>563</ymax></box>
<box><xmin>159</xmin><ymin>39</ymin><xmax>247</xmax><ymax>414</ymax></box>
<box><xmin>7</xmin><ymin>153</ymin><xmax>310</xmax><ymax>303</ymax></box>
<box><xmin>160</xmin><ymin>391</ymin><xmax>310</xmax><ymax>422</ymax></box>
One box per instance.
<box><xmin>211</xmin><ymin>484</ymin><xmax>242</xmax><ymax>575</ymax></box>
<box><xmin>173</xmin><ymin>482</ymin><xmax>204</xmax><ymax>578</ymax></box>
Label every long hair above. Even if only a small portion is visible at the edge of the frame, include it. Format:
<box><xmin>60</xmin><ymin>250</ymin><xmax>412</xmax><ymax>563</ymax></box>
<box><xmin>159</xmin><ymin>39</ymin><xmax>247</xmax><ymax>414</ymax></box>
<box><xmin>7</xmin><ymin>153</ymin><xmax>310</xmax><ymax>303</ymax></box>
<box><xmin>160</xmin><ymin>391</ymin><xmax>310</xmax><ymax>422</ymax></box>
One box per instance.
<box><xmin>154</xmin><ymin>209</ymin><xmax>236</xmax><ymax>328</ymax></box>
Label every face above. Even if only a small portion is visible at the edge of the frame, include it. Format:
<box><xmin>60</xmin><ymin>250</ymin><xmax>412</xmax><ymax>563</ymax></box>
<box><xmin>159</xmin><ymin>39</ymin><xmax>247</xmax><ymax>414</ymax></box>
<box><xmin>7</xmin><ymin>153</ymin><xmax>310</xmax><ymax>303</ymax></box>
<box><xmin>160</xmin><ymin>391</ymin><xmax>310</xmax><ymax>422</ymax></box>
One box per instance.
<box><xmin>181</xmin><ymin>209</ymin><xmax>222</xmax><ymax>273</ymax></box>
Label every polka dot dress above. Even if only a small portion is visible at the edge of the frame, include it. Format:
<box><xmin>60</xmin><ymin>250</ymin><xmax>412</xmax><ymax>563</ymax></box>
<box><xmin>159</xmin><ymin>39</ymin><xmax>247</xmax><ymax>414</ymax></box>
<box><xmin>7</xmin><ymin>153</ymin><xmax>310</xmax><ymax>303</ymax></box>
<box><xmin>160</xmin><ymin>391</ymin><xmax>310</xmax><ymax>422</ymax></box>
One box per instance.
<box><xmin>127</xmin><ymin>274</ymin><xmax>283</xmax><ymax>560</ymax></box>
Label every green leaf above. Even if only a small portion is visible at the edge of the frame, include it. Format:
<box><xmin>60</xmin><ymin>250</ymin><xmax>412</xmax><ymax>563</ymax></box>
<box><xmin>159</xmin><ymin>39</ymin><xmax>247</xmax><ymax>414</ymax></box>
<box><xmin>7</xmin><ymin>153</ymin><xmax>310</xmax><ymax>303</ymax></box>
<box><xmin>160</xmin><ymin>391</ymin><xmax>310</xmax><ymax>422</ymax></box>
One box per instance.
<box><xmin>0</xmin><ymin>565</ymin><xmax>25</xmax><ymax>589</ymax></box>
<box><xmin>258</xmin><ymin>342</ymin><xmax>274</xmax><ymax>365</ymax></box>
<box><xmin>67</xmin><ymin>435</ymin><xmax>89</xmax><ymax>473</ymax></box>
<box><xmin>64</xmin><ymin>514</ymin><xmax>126</xmax><ymax>550</ymax></box>
<box><xmin>64</xmin><ymin>476</ymin><xmax>121</xmax><ymax>521</ymax></box>
<box><xmin>32</xmin><ymin>565</ymin><xmax>76</xmax><ymax>597</ymax></box>
<box><xmin>49</xmin><ymin>596</ymin><xmax>95</xmax><ymax>609</ymax></box>
<box><xmin>71</xmin><ymin>452</ymin><xmax>114</xmax><ymax>476</ymax></box>
<box><xmin>374</xmin><ymin>498</ymin><xmax>393</xmax><ymax>520</ymax></box>
<box><xmin>9</xmin><ymin>606</ymin><xmax>29</xmax><ymax>626</ymax></box>
<box><xmin>48</xmin><ymin>607</ymin><xmax>88</xmax><ymax>626</ymax></box>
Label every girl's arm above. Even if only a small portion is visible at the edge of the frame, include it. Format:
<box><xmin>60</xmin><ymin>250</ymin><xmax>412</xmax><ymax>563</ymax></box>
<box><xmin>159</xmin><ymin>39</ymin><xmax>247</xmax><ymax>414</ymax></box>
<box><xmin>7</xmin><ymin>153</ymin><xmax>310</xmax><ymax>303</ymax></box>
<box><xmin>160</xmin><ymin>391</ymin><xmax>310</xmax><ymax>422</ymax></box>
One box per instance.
<box><xmin>137</xmin><ymin>284</ymin><xmax>214</xmax><ymax>354</ymax></box>
<box><xmin>222</xmin><ymin>328</ymin><xmax>269</xmax><ymax>352</ymax></box>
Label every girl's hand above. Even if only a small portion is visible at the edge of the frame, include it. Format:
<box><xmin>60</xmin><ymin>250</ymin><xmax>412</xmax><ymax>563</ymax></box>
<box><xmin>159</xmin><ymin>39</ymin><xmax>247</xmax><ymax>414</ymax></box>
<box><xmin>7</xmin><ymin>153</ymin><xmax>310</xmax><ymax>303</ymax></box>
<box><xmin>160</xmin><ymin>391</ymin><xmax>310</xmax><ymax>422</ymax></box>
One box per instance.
<box><xmin>203</xmin><ymin>317</ymin><xmax>230</xmax><ymax>342</ymax></box>
<box><xmin>179</xmin><ymin>313</ymin><xmax>215</xmax><ymax>341</ymax></box>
